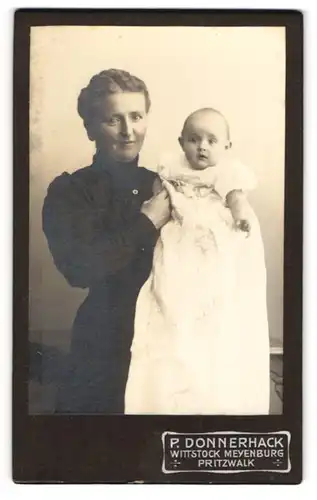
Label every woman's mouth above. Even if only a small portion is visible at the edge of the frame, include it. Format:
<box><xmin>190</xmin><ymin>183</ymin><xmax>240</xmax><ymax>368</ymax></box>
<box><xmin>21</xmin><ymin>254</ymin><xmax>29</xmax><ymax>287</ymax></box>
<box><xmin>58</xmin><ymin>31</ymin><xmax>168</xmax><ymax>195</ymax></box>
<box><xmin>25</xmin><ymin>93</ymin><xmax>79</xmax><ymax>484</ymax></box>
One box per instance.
<box><xmin>113</xmin><ymin>141</ymin><xmax>136</xmax><ymax>151</ymax></box>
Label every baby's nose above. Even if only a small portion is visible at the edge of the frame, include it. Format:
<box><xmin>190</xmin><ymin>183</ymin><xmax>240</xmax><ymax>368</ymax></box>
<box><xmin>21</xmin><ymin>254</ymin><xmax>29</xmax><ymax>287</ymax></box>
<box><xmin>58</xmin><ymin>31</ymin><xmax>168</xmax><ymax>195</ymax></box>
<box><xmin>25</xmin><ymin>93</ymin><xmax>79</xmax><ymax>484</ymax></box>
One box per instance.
<box><xmin>199</xmin><ymin>139</ymin><xmax>209</xmax><ymax>150</ymax></box>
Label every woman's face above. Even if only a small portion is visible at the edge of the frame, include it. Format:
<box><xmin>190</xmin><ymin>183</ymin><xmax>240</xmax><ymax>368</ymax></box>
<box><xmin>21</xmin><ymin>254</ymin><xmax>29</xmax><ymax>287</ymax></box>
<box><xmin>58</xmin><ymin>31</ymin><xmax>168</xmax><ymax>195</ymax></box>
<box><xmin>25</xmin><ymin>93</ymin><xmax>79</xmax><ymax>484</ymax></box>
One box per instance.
<box><xmin>91</xmin><ymin>92</ymin><xmax>148</xmax><ymax>162</ymax></box>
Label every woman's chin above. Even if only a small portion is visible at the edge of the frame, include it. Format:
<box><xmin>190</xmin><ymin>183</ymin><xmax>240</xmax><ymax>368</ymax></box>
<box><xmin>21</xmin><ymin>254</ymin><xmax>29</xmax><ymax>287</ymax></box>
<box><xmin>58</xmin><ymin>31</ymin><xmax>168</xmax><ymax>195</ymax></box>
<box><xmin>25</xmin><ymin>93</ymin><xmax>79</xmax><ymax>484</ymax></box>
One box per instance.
<box><xmin>112</xmin><ymin>151</ymin><xmax>139</xmax><ymax>163</ymax></box>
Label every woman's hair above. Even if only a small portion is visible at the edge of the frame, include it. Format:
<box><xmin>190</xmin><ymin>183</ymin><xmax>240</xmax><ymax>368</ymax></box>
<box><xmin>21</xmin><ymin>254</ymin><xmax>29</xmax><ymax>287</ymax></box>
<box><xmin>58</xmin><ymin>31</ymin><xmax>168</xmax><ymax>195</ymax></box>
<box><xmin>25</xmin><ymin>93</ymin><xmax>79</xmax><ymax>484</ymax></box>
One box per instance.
<box><xmin>78</xmin><ymin>68</ymin><xmax>151</xmax><ymax>132</ymax></box>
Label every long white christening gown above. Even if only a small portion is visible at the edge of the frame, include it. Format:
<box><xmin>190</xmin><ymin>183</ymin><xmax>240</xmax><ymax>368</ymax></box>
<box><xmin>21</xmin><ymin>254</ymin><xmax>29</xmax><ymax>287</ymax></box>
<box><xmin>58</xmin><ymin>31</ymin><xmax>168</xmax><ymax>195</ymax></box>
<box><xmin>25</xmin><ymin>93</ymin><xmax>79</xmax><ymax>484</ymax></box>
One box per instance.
<box><xmin>125</xmin><ymin>156</ymin><xmax>270</xmax><ymax>415</ymax></box>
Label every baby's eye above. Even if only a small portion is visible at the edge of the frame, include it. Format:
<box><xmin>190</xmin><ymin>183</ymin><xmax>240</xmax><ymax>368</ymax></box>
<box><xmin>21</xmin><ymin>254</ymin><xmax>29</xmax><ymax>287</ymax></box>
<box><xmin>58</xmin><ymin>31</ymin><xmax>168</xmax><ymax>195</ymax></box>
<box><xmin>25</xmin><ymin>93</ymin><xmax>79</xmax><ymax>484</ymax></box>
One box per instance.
<box><xmin>208</xmin><ymin>139</ymin><xmax>217</xmax><ymax>145</ymax></box>
<box><xmin>189</xmin><ymin>137</ymin><xmax>197</xmax><ymax>143</ymax></box>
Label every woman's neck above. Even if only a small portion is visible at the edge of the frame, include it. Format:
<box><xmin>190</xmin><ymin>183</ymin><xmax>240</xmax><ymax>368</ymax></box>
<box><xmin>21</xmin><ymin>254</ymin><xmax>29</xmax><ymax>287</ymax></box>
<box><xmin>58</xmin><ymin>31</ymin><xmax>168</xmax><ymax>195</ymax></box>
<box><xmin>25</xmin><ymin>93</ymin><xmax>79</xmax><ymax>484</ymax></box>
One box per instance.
<box><xmin>94</xmin><ymin>150</ymin><xmax>139</xmax><ymax>168</ymax></box>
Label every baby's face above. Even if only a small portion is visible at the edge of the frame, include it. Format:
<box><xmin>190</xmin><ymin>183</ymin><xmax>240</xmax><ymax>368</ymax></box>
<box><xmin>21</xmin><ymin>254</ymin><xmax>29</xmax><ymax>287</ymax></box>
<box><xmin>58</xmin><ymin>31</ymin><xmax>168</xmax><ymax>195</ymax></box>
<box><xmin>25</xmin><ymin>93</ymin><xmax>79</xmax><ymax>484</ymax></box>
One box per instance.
<box><xmin>180</xmin><ymin>111</ymin><xmax>230</xmax><ymax>170</ymax></box>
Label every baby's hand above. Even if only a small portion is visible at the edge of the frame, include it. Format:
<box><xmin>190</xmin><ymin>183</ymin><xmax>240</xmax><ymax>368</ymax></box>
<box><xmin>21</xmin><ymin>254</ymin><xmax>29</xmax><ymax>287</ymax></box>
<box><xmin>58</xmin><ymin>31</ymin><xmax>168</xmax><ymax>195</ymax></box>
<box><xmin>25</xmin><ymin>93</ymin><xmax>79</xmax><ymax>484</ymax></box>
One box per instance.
<box><xmin>235</xmin><ymin>219</ymin><xmax>251</xmax><ymax>236</ymax></box>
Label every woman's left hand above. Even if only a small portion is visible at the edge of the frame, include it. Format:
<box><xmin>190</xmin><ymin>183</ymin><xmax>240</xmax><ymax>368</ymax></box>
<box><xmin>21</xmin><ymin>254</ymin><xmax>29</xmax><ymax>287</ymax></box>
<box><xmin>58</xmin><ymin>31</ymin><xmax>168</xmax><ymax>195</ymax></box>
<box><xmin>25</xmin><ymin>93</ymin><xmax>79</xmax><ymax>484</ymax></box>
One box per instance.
<box><xmin>141</xmin><ymin>189</ymin><xmax>171</xmax><ymax>230</ymax></box>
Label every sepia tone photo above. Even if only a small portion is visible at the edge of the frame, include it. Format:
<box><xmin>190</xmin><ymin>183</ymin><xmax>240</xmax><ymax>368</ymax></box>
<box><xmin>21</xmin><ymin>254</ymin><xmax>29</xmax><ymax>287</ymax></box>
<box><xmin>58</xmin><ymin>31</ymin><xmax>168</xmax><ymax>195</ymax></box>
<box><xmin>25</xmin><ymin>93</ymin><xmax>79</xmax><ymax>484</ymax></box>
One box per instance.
<box><xmin>29</xmin><ymin>25</ymin><xmax>285</xmax><ymax>415</ymax></box>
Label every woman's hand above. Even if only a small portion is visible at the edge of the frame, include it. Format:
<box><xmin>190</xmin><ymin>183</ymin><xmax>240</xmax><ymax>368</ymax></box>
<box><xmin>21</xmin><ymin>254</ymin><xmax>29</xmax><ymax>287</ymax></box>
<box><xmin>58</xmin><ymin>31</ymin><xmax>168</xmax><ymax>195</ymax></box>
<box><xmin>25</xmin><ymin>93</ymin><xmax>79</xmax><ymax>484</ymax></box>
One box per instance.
<box><xmin>141</xmin><ymin>189</ymin><xmax>171</xmax><ymax>230</ymax></box>
<box><xmin>162</xmin><ymin>180</ymin><xmax>188</xmax><ymax>223</ymax></box>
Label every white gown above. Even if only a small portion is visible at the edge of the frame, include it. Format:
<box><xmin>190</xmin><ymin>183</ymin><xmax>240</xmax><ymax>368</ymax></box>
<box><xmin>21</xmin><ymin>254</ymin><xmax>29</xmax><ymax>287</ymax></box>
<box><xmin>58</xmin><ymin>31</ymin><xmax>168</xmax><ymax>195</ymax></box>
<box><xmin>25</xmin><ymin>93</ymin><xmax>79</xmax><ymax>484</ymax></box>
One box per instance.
<box><xmin>125</xmin><ymin>156</ymin><xmax>270</xmax><ymax>415</ymax></box>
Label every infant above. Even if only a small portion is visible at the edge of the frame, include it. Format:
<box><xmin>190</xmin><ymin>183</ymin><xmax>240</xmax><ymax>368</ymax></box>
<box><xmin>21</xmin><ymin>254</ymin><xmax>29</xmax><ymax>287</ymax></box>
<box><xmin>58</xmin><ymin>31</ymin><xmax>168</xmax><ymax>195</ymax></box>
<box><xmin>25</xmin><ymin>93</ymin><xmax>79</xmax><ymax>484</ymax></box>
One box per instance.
<box><xmin>155</xmin><ymin>108</ymin><xmax>256</xmax><ymax>233</ymax></box>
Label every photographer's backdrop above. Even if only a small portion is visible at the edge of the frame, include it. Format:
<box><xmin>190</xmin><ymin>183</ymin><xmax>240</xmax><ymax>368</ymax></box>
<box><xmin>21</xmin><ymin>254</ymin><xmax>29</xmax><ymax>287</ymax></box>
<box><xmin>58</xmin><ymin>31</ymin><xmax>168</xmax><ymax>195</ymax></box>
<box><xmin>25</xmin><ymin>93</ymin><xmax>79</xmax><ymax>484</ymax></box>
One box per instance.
<box><xmin>29</xmin><ymin>26</ymin><xmax>285</xmax><ymax>350</ymax></box>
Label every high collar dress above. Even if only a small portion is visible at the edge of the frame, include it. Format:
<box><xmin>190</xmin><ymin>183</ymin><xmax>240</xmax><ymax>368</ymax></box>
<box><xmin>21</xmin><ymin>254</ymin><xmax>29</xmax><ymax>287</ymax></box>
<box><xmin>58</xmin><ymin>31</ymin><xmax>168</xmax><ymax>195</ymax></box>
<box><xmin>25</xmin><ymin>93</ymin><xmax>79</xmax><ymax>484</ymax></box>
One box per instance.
<box><xmin>42</xmin><ymin>151</ymin><xmax>158</xmax><ymax>413</ymax></box>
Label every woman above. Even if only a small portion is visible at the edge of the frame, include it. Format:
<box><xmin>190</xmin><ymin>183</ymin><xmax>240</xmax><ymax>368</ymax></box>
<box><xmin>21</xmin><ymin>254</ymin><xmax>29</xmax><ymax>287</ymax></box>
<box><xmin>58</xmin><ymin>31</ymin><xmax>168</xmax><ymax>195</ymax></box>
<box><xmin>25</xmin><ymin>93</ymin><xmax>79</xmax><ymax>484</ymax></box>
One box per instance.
<box><xmin>42</xmin><ymin>69</ymin><xmax>170</xmax><ymax>413</ymax></box>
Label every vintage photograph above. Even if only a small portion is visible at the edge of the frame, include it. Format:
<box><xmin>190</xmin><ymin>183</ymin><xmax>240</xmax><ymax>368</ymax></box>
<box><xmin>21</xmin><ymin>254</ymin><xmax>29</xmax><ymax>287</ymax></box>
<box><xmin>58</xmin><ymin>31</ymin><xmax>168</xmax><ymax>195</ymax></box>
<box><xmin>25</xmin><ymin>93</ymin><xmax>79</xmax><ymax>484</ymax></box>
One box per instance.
<box><xmin>28</xmin><ymin>25</ymin><xmax>285</xmax><ymax>415</ymax></box>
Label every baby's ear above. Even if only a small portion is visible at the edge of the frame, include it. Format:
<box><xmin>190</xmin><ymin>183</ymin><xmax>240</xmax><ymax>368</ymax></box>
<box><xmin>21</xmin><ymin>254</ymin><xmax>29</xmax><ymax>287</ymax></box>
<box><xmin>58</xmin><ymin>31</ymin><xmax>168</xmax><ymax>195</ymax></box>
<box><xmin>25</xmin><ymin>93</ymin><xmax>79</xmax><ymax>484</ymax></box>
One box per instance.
<box><xmin>225</xmin><ymin>141</ymin><xmax>232</xmax><ymax>150</ymax></box>
<box><xmin>178</xmin><ymin>136</ymin><xmax>184</xmax><ymax>148</ymax></box>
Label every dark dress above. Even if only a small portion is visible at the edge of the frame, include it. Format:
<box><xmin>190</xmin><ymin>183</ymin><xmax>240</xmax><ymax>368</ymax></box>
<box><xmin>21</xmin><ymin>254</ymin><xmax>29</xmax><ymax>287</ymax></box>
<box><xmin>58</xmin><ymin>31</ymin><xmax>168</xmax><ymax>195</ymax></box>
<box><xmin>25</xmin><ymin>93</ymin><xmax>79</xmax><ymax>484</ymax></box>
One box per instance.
<box><xmin>42</xmin><ymin>152</ymin><xmax>159</xmax><ymax>413</ymax></box>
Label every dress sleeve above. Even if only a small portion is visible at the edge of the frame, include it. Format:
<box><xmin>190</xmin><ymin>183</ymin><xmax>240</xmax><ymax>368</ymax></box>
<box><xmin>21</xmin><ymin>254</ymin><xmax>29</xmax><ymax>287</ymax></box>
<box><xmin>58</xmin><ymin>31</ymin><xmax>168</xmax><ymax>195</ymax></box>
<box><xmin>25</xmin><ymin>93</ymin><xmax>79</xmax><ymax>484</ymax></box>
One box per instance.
<box><xmin>215</xmin><ymin>160</ymin><xmax>257</xmax><ymax>200</ymax></box>
<box><xmin>42</xmin><ymin>171</ymin><xmax>158</xmax><ymax>289</ymax></box>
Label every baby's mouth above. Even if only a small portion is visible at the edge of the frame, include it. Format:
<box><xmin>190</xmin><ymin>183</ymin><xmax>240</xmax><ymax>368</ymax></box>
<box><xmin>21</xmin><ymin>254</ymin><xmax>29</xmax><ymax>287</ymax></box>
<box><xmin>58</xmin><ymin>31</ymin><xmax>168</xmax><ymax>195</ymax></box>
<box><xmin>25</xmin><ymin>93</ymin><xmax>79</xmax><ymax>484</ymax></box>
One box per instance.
<box><xmin>197</xmin><ymin>153</ymin><xmax>209</xmax><ymax>161</ymax></box>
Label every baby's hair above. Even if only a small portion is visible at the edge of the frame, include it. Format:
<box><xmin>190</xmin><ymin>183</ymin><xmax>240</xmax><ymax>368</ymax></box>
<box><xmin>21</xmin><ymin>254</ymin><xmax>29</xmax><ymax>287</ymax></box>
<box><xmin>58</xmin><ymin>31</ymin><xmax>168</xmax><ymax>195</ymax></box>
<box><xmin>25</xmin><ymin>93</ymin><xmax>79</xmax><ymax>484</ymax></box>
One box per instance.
<box><xmin>78</xmin><ymin>68</ymin><xmax>151</xmax><ymax>132</ymax></box>
<box><xmin>181</xmin><ymin>107</ymin><xmax>231</xmax><ymax>141</ymax></box>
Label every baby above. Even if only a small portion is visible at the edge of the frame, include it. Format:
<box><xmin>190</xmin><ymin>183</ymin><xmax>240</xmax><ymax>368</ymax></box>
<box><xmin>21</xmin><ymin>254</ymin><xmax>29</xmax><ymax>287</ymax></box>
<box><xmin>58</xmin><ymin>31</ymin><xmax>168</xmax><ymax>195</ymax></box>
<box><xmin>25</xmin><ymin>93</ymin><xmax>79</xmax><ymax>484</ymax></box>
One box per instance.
<box><xmin>155</xmin><ymin>108</ymin><xmax>256</xmax><ymax>233</ymax></box>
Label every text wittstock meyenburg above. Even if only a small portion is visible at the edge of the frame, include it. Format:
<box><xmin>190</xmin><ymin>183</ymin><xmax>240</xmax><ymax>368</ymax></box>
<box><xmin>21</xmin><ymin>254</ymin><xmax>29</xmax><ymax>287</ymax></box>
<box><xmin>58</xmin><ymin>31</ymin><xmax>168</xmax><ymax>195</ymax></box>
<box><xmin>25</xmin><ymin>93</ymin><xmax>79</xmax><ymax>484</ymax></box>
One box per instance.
<box><xmin>162</xmin><ymin>431</ymin><xmax>291</xmax><ymax>473</ymax></box>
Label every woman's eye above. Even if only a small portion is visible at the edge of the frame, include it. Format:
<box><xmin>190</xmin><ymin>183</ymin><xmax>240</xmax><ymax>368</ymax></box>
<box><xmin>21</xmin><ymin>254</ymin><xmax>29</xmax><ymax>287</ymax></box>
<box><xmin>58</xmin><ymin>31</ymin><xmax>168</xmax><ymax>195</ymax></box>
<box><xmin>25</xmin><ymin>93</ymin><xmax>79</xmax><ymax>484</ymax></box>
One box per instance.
<box><xmin>131</xmin><ymin>113</ymin><xmax>143</xmax><ymax>122</ymax></box>
<box><xmin>107</xmin><ymin>117</ymin><xmax>120</xmax><ymax>126</ymax></box>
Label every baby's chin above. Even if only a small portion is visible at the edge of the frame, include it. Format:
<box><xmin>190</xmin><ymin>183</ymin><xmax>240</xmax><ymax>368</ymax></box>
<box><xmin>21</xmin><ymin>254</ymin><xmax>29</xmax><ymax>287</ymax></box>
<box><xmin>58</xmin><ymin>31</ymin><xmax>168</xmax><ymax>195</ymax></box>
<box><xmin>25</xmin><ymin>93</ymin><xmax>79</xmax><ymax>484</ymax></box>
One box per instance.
<box><xmin>190</xmin><ymin>161</ymin><xmax>215</xmax><ymax>170</ymax></box>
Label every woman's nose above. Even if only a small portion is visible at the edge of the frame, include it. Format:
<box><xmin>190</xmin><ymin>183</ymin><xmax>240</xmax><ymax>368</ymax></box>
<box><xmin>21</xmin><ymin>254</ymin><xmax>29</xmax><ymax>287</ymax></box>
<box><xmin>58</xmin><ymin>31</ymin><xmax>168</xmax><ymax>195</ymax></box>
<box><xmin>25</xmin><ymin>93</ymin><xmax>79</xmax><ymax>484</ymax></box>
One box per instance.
<box><xmin>120</xmin><ymin>118</ymin><xmax>133</xmax><ymax>138</ymax></box>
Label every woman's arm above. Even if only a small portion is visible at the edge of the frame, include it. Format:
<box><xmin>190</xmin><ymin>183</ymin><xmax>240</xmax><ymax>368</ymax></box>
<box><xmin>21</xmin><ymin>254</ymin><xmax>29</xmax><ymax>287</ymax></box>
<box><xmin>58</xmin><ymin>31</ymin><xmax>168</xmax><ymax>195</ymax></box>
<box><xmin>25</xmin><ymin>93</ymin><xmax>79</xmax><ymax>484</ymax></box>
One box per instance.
<box><xmin>42</xmin><ymin>171</ymin><xmax>159</xmax><ymax>288</ymax></box>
